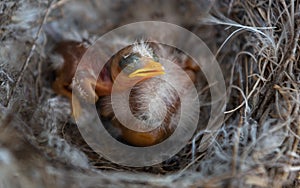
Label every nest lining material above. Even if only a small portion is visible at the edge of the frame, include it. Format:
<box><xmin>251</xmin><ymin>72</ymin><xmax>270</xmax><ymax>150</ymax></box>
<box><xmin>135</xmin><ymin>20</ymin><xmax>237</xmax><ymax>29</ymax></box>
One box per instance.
<box><xmin>0</xmin><ymin>0</ymin><xmax>299</xmax><ymax>187</ymax></box>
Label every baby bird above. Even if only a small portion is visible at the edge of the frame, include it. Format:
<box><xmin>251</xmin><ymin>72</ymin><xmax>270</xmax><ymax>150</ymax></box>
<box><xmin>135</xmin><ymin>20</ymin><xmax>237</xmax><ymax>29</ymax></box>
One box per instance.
<box><xmin>52</xmin><ymin>40</ymin><xmax>200</xmax><ymax>146</ymax></box>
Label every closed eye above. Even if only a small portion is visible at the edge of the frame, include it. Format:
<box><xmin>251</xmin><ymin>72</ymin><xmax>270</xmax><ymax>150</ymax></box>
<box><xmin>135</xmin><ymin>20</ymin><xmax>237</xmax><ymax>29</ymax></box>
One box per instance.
<box><xmin>119</xmin><ymin>54</ymin><xmax>142</xmax><ymax>74</ymax></box>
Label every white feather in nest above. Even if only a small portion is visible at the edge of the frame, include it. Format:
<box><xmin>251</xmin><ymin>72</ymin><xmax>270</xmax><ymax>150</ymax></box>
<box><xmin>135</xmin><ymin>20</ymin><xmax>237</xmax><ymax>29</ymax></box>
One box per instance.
<box><xmin>29</xmin><ymin>96</ymin><xmax>90</xmax><ymax>169</ymax></box>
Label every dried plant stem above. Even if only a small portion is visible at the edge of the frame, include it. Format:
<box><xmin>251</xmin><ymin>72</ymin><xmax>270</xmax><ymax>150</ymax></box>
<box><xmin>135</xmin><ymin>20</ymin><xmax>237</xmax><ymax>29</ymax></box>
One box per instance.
<box><xmin>4</xmin><ymin>0</ymin><xmax>55</xmax><ymax>107</ymax></box>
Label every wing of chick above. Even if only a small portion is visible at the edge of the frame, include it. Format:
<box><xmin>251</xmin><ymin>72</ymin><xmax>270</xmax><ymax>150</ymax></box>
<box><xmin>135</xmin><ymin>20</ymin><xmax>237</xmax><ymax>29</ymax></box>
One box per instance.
<box><xmin>51</xmin><ymin>40</ymin><xmax>115</xmax><ymax>117</ymax></box>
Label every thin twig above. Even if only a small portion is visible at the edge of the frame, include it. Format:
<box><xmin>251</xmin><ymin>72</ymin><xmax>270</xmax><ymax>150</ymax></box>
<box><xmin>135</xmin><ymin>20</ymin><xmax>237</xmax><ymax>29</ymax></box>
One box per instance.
<box><xmin>4</xmin><ymin>0</ymin><xmax>55</xmax><ymax>107</ymax></box>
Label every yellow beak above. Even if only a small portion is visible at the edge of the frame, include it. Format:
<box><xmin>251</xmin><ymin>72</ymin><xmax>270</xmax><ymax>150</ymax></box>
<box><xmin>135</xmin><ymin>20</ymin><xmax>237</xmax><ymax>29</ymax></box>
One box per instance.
<box><xmin>128</xmin><ymin>60</ymin><xmax>165</xmax><ymax>78</ymax></box>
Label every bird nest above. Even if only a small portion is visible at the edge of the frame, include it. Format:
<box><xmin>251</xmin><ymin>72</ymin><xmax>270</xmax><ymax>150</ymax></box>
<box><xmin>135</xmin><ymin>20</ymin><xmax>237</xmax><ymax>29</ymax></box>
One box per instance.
<box><xmin>0</xmin><ymin>0</ymin><xmax>299</xmax><ymax>187</ymax></box>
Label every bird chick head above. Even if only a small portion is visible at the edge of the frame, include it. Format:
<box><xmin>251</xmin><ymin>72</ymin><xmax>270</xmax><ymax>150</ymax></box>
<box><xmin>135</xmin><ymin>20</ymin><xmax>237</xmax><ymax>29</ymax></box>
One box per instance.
<box><xmin>118</xmin><ymin>42</ymin><xmax>165</xmax><ymax>79</ymax></box>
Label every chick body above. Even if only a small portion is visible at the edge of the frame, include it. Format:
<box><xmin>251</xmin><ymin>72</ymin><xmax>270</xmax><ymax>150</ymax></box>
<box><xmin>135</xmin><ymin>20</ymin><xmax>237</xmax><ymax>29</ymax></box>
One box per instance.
<box><xmin>52</xmin><ymin>40</ymin><xmax>200</xmax><ymax>146</ymax></box>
